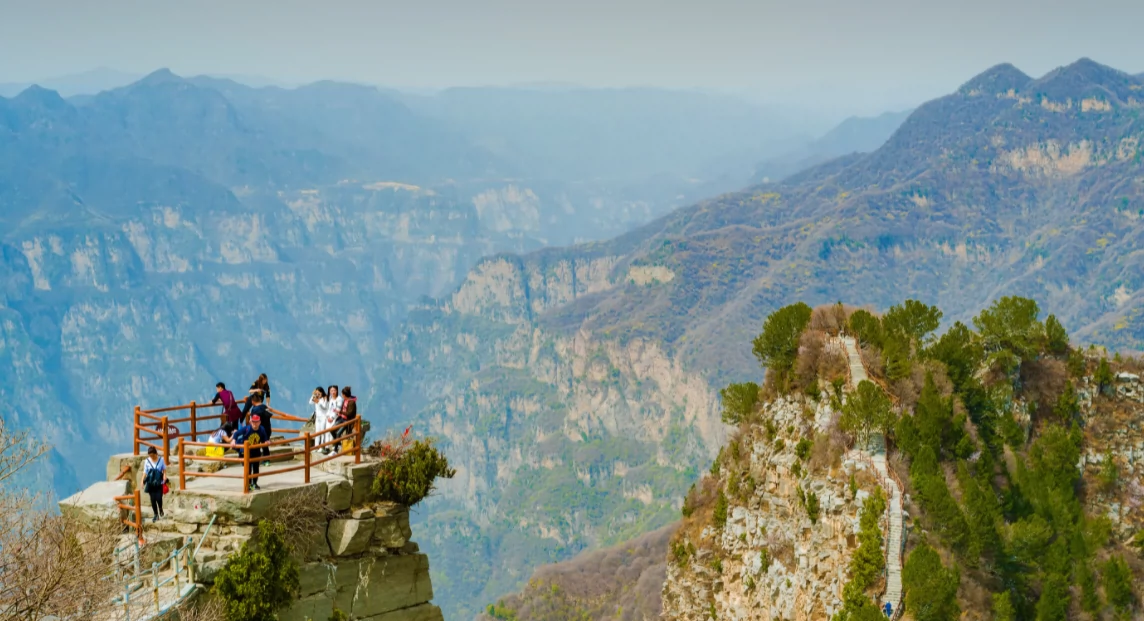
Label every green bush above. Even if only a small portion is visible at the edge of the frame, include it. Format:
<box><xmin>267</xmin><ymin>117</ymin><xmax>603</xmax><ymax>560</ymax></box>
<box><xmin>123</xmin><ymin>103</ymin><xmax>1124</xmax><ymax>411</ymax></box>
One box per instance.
<box><xmin>1102</xmin><ymin>554</ymin><xmax>1135</xmax><ymax>614</ymax></box>
<box><xmin>903</xmin><ymin>543</ymin><xmax>960</xmax><ymax>621</ymax></box>
<box><xmin>805</xmin><ymin>491</ymin><xmax>820</xmax><ymax>524</ymax></box>
<box><xmin>839</xmin><ymin>380</ymin><xmax>894</xmax><ymax>446</ymax></box>
<box><xmin>1045</xmin><ymin>314</ymin><xmax>1069</xmax><ymax>354</ymax></box>
<box><xmin>328</xmin><ymin>609</ymin><xmax>349</xmax><ymax>621</ymax></box>
<box><xmin>752</xmin><ymin>302</ymin><xmax>813</xmax><ymax>386</ymax></box>
<box><xmin>712</xmin><ymin>490</ymin><xmax>728</xmax><ymax>529</ymax></box>
<box><xmin>795</xmin><ymin>437</ymin><xmax>812</xmax><ymax>461</ymax></box>
<box><xmin>213</xmin><ymin>520</ymin><xmax>301</xmax><ymax>621</ymax></box>
<box><xmin>848</xmin><ymin>309</ymin><xmax>883</xmax><ymax>347</ymax></box>
<box><xmin>1095</xmin><ymin>358</ymin><xmax>1115</xmax><ymax>395</ymax></box>
<box><xmin>720</xmin><ymin>382</ymin><xmax>760</xmax><ymax>424</ymax></box>
<box><xmin>372</xmin><ymin>438</ymin><xmax>457</xmax><ymax>506</ymax></box>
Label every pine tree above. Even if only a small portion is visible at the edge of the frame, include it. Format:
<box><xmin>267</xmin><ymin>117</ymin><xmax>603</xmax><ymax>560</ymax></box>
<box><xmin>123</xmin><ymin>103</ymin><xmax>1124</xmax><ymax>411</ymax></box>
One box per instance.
<box><xmin>1044</xmin><ymin>314</ymin><xmax>1069</xmax><ymax>354</ymax></box>
<box><xmin>903</xmin><ymin>543</ymin><xmax>960</xmax><ymax>621</ymax></box>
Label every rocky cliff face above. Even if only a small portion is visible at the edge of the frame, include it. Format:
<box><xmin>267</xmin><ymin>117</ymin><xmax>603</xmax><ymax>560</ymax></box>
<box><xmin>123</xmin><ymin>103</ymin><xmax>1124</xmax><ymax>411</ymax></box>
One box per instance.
<box><xmin>373</xmin><ymin>255</ymin><xmax>729</xmax><ymax>619</ymax></box>
<box><xmin>661</xmin><ymin>397</ymin><xmax>885</xmax><ymax>621</ymax></box>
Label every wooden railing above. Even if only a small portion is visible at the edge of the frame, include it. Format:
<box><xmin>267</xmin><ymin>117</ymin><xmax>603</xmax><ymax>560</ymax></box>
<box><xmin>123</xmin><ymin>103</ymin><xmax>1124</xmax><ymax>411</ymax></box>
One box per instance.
<box><xmin>132</xmin><ymin>398</ymin><xmax>308</xmax><ymax>461</ymax></box>
<box><xmin>114</xmin><ymin>489</ymin><xmax>145</xmax><ymax>544</ymax></box>
<box><xmin>175</xmin><ymin>416</ymin><xmax>362</xmax><ymax>494</ymax></box>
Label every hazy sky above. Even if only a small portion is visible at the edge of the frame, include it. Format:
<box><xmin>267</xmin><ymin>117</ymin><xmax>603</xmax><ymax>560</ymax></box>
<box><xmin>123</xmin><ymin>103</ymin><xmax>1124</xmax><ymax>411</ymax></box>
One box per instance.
<box><xmin>2</xmin><ymin>0</ymin><xmax>1142</xmax><ymax>115</ymax></box>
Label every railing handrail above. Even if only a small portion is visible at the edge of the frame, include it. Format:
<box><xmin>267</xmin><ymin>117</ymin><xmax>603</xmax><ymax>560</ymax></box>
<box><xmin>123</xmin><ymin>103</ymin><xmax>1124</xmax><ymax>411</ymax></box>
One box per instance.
<box><xmin>175</xmin><ymin>414</ymin><xmax>362</xmax><ymax>494</ymax></box>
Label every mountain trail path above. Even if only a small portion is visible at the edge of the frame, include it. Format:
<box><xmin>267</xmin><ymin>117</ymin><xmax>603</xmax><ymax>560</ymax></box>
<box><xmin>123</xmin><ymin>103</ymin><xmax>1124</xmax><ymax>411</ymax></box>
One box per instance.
<box><xmin>841</xmin><ymin>336</ymin><xmax>904</xmax><ymax>618</ymax></box>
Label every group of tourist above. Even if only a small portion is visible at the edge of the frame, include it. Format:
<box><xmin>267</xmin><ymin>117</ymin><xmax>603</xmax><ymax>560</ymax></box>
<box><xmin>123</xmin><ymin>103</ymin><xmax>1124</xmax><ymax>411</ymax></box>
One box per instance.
<box><xmin>309</xmin><ymin>384</ymin><xmax>358</xmax><ymax>454</ymax></box>
<box><xmin>139</xmin><ymin>373</ymin><xmax>361</xmax><ymax>505</ymax></box>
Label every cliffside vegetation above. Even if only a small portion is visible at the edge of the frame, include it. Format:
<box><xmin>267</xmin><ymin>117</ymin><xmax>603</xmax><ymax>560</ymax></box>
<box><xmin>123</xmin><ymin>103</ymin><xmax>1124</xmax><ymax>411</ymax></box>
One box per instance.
<box><xmin>668</xmin><ymin>298</ymin><xmax>1142</xmax><ymax>621</ymax></box>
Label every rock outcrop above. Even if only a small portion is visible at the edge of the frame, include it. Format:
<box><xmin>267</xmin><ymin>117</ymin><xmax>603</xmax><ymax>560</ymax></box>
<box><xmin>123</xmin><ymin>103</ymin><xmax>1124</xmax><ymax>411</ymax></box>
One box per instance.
<box><xmin>64</xmin><ymin>452</ymin><xmax>443</xmax><ymax>621</ymax></box>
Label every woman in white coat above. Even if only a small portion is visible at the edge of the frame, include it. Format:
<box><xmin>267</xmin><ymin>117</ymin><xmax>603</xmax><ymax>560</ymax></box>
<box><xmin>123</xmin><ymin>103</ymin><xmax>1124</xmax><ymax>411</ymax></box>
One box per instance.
<box><xmin>326</xmin><ymin>384</ymin><xmax>343</xmax><ymax>452</ymax></box>
<box><xmin>310</xmin><ymin>387</ymin><xmax>330</xmax><ymax>453</ymax></box>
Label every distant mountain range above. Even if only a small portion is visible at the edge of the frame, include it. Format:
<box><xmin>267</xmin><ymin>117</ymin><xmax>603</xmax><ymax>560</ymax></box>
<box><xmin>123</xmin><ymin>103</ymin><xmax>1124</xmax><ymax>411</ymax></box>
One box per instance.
<box><xmin>372</xmin><ymin>57</ymin><xmax>1144</xmax><ymax>619</ymax></box>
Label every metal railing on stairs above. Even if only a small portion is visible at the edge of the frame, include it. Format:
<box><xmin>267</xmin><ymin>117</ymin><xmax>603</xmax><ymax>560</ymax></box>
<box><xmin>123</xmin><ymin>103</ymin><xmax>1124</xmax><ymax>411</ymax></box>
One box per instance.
<box><xmin>108</xmin><ymin>514</ymin><xmax>217</xmax><ymax>621</ymax></box>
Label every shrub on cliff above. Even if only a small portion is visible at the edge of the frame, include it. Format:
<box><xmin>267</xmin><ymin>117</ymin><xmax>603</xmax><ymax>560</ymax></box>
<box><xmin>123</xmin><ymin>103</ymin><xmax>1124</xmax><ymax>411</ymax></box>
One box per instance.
<box><xmin>719</xmin><ymin>382</ymin><xmax>760</xmax><ymax>425</ymax></box>
<box><xmin>371</xmin><ymin>437</ymin><xmax>457</xmax><ymax>506</ymax></box>
<box><xmin>752</xmin><ymin>302</ymin><xmax>812</xmax><ymax>389</ymax></box>
<box><xmin>213</xmin><ymin>520</ymin><xmax>300</xmax><ymax>621</ymax></box>
<box><xmin>903</xmin><ymin>543</ymin><xmax>960</xmax><ymax>621</ymax></box>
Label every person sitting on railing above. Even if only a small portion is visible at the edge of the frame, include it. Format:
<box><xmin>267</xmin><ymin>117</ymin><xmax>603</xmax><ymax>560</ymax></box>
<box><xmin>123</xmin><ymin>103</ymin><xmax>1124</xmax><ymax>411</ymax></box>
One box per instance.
<box><xmin>211</xmin><ymin>382</ymin><xmax>243</xmax><ymax>424</ymax></box>
<box><xmin>331</xmin><ymin>386</ymin><xmax>358</xmax><ymax>453</ymax></box>
<box><xmin>142</xmin><ymin>447</ymin><xmax>168</xmax><ymax>522</ymax></box>
<box><xmin>242</xmin><ymin>373</ymin><xmax>272</xmax><ymax>419</ymax></box>
<box><xmin>231</xmin><ymin>414</ymin><xmax>270</xmax><ymax>492</ymax></box>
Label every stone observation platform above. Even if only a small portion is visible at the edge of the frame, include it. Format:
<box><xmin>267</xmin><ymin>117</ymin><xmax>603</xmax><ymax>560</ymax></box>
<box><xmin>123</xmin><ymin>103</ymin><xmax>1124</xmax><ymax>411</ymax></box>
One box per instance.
<box><xmin>60</xmin><ymin>398</ymin><xmax>441</xmax><ymax>621</ymax></box>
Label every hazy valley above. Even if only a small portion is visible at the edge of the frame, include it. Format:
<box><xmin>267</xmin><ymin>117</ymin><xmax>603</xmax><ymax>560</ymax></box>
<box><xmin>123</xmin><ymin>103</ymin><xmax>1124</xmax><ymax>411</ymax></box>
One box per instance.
<box><xmin>4</xmin><ymin>54</ymin><xmax>1144</xmax><ymax>621</ymax></box>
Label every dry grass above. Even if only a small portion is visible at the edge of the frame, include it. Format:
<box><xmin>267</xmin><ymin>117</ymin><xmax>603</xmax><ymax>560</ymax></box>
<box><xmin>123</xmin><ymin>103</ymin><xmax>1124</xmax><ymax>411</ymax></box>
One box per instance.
<box><xmin>809</xmin><ymin>414</ymin><xmax>848</xmax><ymax>474</ymax></box>
<box><xmin>859</xmin><ymin>345</ymin><xmax>885</xmax><ymax>380</ymax></box>
<box><xmin>164</xmin><ymin>594</ymin><xmax>226</xmax><ymax>621</ymax></box>
<box><xmin>808</xmin><ymin>303</ymin><xmax>857</xmax><ymax>337</ymax></box>
<box><xmin>264</xmin><ymin>486</ymin><xmax>331</xmax><ymax>557</ymax></box>
<box><xmin>0</xmin><ymin>418</ymin><xmax>124</xmax><ymax>621</ymax></box>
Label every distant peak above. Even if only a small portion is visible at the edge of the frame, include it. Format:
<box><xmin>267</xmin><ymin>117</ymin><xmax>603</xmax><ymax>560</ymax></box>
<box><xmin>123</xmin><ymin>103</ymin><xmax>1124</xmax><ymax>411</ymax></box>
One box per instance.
<box><xmin>958</xmin><ymin>63</ymin><xmax>1032</xmax><ymax>95</ymax></box>
<box><xmin>1029</xmin><ymin>57</ymin><xmax>1137</xmax><ymax>100</ymax></box>
<box><xmin>138</xmin><ymin>68</ymin><xmax>183</xmax><ymax>86</ymax></box>
<box><xmin>13</xmin><ymin>84</ymin><xmax>68</xmax><ymax>108</ymax></box>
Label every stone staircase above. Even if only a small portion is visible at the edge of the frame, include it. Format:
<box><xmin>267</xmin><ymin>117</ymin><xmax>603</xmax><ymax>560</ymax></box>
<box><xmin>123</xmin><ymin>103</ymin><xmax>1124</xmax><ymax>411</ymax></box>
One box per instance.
<box><xmin>841</xmin><ymin>336</ymin><xmax>905</xmax><ymax>617</ymax></box>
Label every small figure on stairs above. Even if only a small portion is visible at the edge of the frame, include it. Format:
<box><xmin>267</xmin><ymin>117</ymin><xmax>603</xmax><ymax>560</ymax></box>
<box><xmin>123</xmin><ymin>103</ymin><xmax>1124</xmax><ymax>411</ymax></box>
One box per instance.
<box><xmin>143</xmin><ymin>447</ymin><xmax>167</xmax><ymax>522</ymax></box>
<box><xmin>883</xmin><ymin>602</ymin><xmax>892</xmax><ymax>617</ymax></box>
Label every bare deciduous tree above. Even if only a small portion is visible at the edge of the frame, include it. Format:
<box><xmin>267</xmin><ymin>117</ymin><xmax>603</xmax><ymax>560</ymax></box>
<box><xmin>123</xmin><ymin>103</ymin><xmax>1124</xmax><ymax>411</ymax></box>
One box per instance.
<box><xmin>0</xmin><ymin>416</ymin><xmax>123</xmax><ymax>621</ymax></box>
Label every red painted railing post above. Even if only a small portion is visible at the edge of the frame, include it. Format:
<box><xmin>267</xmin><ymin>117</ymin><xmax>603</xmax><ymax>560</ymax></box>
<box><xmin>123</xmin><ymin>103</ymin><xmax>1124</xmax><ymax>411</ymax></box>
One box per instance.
<box><xmin>161</xmin><ymin>416</ymin><xmax>170</xmax><ymax>462</ymax></box>
<box><xmin>134</xmin><ymin>406</ymin><xmax>141</xmax><ymax>455</ymax></box>
<box><xmin>190</xmin><ymin>401</ymin><xmax>198</xmax><ymax>442</ymax></box>
<box><xmin>354</xmin><ymin>418</ymin><xmax>362</xmax><ymax>464</ymax></box>
<box><xmin>304</xmin><ymin>432</ymin><xmax>312</xmax><ymax>484</ymax></box>
<box><xmin>242</xmin><ymin>445</ymin><xmax>250</xmax><ymax>494</ymax></box>
<box><xmin>178</xmin><ymin>438</ymin><xmax>186</xmax><ymax>491</ymax></box>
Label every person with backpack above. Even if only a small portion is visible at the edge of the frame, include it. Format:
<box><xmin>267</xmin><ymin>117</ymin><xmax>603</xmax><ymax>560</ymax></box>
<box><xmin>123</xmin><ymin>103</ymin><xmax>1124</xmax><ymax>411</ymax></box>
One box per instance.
<box><xmin>230</xmin><ymin>414</ymin><xmax>271</xmax><ymax>492</ymax></box>
<box><xmin>142</xmin><ymin>447</ymin><xmax>167</xmax><ymax>522</ymax></box>
<box><xmin>211</xmin><ymin>382</ymin><xmax>243</xmax><ymax>425</ymax></box>
<box><xmin>332</xmin><ymin>386</ymin><xmax>357</xmax><ymax>453</ymax></box>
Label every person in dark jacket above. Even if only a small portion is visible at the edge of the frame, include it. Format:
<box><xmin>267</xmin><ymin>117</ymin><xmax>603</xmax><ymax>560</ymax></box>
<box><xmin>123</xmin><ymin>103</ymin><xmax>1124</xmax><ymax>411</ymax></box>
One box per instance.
<box><xmin>211</xmin><ymin>382</ymin><xmax>243</xmax><ymax>425</ymax></box>
<box><xmin>242</xmin><ymin>373</ymin><xmax>272</xmax><ymax>417</ymax></box>
<box><xmin>231</xmin><ymin>414</ymin><xmax>271</xmax><ymax>491</ymax></box>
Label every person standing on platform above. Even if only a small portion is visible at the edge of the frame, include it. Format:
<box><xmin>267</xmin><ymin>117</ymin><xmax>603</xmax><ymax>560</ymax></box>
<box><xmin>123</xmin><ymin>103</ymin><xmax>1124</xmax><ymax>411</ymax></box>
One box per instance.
<box><xmin>211</xmin><ymin>382</ymin><xmax>243</xmax><ymax>425</ymax></box>
<box><xmin>231</xmin><ymin>414</ymin><xmax>270</xmax><ymax>492</ymax></box>
<box><xmin>310</xmin><ymin>387</ymin><xmax>331</xmax><ymax>454</ymax></box>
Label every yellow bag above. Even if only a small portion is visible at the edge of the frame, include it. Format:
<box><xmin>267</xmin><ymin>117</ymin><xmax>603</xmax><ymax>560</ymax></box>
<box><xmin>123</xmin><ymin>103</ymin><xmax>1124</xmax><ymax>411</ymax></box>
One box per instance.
<box><xmin>341</xmin><ymin>439</ymin><xmax>355</xmax><ymax>453</ymax></box>
<box><xmin>205</xmin><ymin>445</ymin><xmax>225</xmax><ymax>459</ymax></box>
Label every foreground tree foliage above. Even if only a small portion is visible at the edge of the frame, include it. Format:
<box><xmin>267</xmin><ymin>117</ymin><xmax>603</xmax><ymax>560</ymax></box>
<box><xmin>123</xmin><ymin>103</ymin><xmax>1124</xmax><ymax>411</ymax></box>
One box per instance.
<box><xmin>213</xmin><ymin>520</ymin><xmax>301</xmax><ymax>621</ymax></box>
<box><xmin>719</xmin><ymin>382</ymin><xmax>760</xmax><ymax>425</ymax></box>
<box><xmin>0</xmin><ymin>418</ymin><xmax>122</xmax><ymax>621</ymax></box>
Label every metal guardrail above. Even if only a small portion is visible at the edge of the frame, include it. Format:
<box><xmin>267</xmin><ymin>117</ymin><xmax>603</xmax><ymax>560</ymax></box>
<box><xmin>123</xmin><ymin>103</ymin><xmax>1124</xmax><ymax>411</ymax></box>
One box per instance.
<box><xmin>111</xmin><ymin>536</ymin><xmax>197</xmax><ymax>621</ymax></box>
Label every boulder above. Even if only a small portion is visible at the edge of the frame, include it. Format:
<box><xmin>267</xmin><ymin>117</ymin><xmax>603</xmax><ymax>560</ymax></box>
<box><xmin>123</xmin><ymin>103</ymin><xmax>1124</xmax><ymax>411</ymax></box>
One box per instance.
<box><xmin>326</xmin><ymin>479</ymin><xmax>352</xmax><ymax>512</ymax></box>
<box><xmin>373</xmin><ymin>502</ymin><xmax>412</xmax><ymax>549</ymax></box>
<box><xmin>59</xmin><ymin>480</ymin><xmax>129</xmax><ymax>523</ymax></box>
<box><xmin>328</xmin><ymin>516</ymin><xmax>376</xmax><ymax>556</ymax></box>
<box><xmin>106</xmin><ymin>454</ymin><xmax>148</xmax><ymax>488</ymax></box>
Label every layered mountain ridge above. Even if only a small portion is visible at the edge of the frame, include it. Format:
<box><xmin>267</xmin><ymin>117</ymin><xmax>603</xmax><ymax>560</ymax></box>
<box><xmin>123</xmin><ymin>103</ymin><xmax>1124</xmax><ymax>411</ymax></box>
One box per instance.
<box><xmin>374</xmin><ymin>58</ymin><xmax>1144</xmax><ymax>619</ymax></box>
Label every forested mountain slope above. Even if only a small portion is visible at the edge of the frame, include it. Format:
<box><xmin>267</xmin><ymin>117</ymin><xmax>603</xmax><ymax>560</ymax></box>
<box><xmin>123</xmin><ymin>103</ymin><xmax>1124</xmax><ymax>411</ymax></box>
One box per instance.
<box><xmin>374</xmin><ymin>58</ymin><xmax>1144</xmax><ymax>619</ymax></box>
